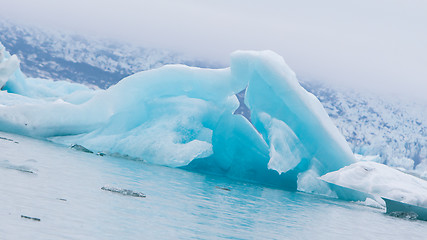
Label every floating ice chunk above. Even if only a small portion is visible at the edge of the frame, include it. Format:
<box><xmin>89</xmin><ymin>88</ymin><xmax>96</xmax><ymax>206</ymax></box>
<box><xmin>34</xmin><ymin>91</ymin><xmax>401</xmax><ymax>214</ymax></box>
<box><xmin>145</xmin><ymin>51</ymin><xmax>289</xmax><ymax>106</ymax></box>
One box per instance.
<box><xmin>70</xmin><ymin>144</ymin><xmax>94</xmax><ymax>154</ymax></box>
<box><xmin>0</xmin><ymin>160</ymin><xmax>37</xmax><ymax>174</ymax></box>
<box><xmin>101</xmin><ymin>186</ymin><xmax>146</xmax><ymax>198</ymax></box>
<box><xmin>21</xmin><ymin>215</ymin><xmax>41</xmax><ymax>221</ymax></box>
<box><xmin>0</xmin><ymin>136</ymin><xmax>18</xmax><ymax>144</ymax></box>
<box><xmin>321</xmin><ymin>161</ymin><xmax>427</xmax><ymax>207</ymax></box>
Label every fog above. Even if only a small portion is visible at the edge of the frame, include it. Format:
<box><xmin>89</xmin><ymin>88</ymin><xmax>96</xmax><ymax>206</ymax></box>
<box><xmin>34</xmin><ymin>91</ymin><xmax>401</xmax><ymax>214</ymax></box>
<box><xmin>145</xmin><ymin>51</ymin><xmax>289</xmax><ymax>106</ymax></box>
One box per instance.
<box><xmin>1</xmin><ymin>0</ymin><xmax>427</xmax><ymax>100</ymax></box>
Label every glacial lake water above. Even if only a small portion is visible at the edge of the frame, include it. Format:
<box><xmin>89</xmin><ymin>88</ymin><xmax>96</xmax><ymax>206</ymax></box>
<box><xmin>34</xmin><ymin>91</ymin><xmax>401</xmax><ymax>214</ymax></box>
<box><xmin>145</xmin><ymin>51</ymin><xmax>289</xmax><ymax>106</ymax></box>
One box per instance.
<box><xmin>0</xmin><ymin>132</ymin><xmax>426</xmax><ymax>239</ymax></box>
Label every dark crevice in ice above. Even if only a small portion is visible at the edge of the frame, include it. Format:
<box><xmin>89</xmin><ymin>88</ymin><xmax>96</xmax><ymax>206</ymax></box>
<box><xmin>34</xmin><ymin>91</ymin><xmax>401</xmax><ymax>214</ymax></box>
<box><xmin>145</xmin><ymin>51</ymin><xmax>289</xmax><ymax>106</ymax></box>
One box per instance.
<box><xmin>233</xmin><ymin>88</ymin><xmax>251</xmax><ymax>122</ymax></box>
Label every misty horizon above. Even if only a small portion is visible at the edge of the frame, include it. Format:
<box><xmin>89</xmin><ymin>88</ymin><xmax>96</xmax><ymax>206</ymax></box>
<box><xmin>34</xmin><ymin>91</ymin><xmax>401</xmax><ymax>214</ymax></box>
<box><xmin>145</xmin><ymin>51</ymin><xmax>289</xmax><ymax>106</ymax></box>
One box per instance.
<box><xmin>1</xmin><ymin>0</ymin><xmax>426</xmax><ymax>101</ymax></box>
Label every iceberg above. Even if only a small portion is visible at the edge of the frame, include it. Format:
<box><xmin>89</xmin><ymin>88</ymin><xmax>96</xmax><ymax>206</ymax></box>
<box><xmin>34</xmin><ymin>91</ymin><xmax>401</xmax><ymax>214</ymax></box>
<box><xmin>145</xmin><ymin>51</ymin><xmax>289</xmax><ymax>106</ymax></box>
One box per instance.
<box><xmin>320</xmin><ymin>161</ymin><xmax>427</xmax><ymax>207</ymax></box>
<box><xmin>0</xmin><ymin>42</ymin><xmax>355</xmax><ymax>192</ymax></box>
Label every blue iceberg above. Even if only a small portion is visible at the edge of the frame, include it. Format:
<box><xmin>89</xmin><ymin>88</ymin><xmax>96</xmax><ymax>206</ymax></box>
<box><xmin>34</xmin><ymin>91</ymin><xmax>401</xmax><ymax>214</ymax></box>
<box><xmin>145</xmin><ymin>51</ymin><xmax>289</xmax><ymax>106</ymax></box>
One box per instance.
<box><xmin>0</xmin><ymin>42</ymin><xmax>355</xmax><ymax>192</ymax></box>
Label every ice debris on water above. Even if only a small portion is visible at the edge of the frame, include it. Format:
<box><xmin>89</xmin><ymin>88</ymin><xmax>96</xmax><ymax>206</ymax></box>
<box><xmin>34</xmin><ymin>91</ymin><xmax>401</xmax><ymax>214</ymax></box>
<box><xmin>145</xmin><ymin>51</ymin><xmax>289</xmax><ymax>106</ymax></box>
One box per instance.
<box><xmin>0</xmin><ymin>136</ymin><xmax>18</xmax><ymax>144</ymax></box>
<box><xmin>101</xmin><ymin>186</ymin><xmax>146</xmax><ymax>198</ymax></box>
<box><xmin>0</xmin><ymin>160</ymin><xmax>37</xmax><ymax>174</ymax></box>
<box><xmin>215</xmin><ymin>186</ymin><xmax>231</xmax><ymax>191</ymax></box>
<box><xmin>389</xmin><ymin>211</ymin><xmax>418</xmax><ymax>221</ymax></box>
<box><xmin>70</xmin><ymin>144</ymin><xmax>93</xmax><ymax>154</ymax></box>
<box><xmin>21</xmin><ymin>215</ymin><xmax>41</xmax><ymax>221</ymax></box>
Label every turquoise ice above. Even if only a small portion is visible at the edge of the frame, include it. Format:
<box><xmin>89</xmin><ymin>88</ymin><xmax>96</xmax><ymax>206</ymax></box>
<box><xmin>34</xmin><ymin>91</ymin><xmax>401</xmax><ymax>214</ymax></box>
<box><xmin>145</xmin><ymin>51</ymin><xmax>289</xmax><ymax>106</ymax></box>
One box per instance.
<box><xmin>0</xmin><ymin>42</ymin><xmax>355</xmax><ymax>192</ymax></box>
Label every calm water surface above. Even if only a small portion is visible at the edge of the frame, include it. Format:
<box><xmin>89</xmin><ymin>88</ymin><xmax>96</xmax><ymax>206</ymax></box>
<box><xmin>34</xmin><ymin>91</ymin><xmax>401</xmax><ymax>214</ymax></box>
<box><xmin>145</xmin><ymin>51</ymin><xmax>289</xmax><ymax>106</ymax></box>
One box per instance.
<box><xmin>0</xmin><ymin>132</ymin><xmax>426</xmax><ymax>239</ymax></box>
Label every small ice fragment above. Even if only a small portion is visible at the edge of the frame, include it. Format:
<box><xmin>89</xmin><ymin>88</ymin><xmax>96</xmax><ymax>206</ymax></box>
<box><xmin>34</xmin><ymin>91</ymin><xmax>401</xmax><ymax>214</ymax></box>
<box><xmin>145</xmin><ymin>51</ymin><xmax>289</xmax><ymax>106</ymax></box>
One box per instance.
<box><xmin>389</xmin><ymin>211</ymin><xmax>418</xmax><ymax>220</ymax></box>
<box><xmin>101</xmin><ymin>186</ymin><xmax>146</xmax><ymax>198</ymax></box>
<box><xmin>215</xmin><ymin>186</ymin><xmax>231</xmax><ymax>191</ymax></box>
<box><xmin>21</xmin><ymin>215</ymin><xmax>41</xmax><ymax>221</ymax></box>
<box><xmin>70</xmin><ymin>144</ymin><xmax>93</xmax><ymax>154</ymax></box>
<box><xmin>0</xmin><ymin>161</ymin><xmax>37</xmax><ymax>174</ymax></box>
<box><xmin>0</xmin><ymin>136</ymin><xmax>15</xmax><ymax>142</ymax></box>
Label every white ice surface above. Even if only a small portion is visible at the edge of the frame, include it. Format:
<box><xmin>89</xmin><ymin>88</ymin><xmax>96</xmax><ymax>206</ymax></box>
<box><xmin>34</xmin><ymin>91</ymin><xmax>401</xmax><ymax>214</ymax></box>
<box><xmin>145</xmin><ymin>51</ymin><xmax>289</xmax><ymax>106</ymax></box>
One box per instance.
<box><xmin>321</xmin><ymin>161</ymin><xmax>427</xmax><ymax>207</ymax></box>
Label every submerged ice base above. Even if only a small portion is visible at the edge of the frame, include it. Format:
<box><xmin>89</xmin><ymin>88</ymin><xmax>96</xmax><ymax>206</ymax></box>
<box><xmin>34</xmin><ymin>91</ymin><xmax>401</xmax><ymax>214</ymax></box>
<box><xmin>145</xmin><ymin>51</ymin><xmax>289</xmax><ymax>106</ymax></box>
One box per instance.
<box><xmin>0</xmin><ymin>41</ymin><xmax>355</xmax><ymax>193</ymax></box>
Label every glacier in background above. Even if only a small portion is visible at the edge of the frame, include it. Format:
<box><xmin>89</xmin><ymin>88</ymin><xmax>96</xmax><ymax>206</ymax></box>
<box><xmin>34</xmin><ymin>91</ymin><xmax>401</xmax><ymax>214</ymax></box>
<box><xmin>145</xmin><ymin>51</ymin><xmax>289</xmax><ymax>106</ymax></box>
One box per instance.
<box><xmin>0</xmin><ymin>20</ymin><xmax>221</xmax><ymax>89</ymax></box>
<box><xmin>1</xmin><ymin>19</ymin><xmax>424</xmax><ymax>175</ymax></box>
<box><xmin>0</xmin><ymin>40</ymin><xmax>355</xmax><ymax>193</ymax></box>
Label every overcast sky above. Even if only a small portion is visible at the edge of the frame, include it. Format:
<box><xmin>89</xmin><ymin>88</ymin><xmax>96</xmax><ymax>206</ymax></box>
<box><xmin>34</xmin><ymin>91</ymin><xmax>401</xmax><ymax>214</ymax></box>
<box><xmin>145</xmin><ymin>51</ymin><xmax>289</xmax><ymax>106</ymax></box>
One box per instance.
<box><xmin>1</xmin><ymin>0</ymin><xmax>427</xmax><ymax>100</ymax></box>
